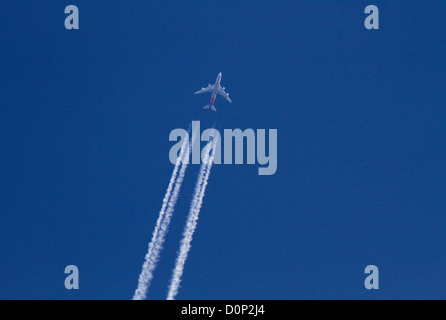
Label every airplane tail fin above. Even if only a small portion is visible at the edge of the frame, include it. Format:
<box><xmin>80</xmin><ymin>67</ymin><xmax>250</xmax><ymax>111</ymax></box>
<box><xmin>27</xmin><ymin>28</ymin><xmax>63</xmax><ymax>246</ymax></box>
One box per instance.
<box><xmin>203</xmin><ymin>105</ymin><xmax>217</xmax><ymax>112</ymax></box>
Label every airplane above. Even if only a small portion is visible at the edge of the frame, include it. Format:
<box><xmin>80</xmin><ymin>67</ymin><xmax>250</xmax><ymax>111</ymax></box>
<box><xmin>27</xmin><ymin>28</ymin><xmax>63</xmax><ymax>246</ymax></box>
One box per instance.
<box><xmin>194</xmin><ymin>72</ymin><xmax>231</xmax><ymax>111</ymax></box>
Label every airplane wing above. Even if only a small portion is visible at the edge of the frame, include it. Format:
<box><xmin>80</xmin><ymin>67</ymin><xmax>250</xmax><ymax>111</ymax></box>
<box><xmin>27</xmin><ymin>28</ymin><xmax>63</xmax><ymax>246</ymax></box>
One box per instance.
<box><xmin>218</xmin><ymin>85</ymin><xmax>232</xmax><ymax>103</ymax></box>
<box><xmin>194</xmin><ymin>84</ymin><xmax>214</xmax><ymax>95</ymax></box>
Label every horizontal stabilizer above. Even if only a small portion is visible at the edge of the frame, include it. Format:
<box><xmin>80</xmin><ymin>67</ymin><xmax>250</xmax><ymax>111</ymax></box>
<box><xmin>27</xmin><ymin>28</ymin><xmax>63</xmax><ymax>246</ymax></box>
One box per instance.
<box><xmin>203</xmin><ymin>105</ymin><xmax>217</xmax><ymax>112</ymax></box>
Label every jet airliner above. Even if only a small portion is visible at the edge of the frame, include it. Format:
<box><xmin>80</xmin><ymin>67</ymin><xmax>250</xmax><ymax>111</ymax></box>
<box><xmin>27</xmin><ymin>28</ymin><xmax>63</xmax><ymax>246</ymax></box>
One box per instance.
<box><xmin>194</xmin><ymin>72</ymin><xmax>231</xmax><ymax>111</ymax></box>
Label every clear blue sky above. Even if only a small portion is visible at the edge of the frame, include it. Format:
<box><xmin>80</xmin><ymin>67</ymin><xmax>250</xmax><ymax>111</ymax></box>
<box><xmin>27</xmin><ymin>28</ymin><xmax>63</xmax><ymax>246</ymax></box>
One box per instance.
<box><xmin>1</xmin><ymin>1</ymin><xmax>445</xmax><ymax>299</ymax></box>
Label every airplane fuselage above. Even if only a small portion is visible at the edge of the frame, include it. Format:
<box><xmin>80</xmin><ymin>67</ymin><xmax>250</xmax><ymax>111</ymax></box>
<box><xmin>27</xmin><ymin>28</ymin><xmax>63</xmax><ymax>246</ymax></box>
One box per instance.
<box><xmin>209</xmin><ymin>72</ymin><xmax>222</xmax><ymax>108</ymax></box>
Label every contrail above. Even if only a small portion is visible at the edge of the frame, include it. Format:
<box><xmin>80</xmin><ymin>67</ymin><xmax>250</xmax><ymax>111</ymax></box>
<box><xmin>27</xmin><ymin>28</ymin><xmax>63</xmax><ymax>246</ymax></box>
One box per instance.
<box><xmin>133</xmin><ymin>129</ymin><xmax>193</xmax><ymax>300</ymax></box>
<box><xmin>167</xmin><ymin>134</ymin><xmax>218</xmax><ymax>300</ymax></box>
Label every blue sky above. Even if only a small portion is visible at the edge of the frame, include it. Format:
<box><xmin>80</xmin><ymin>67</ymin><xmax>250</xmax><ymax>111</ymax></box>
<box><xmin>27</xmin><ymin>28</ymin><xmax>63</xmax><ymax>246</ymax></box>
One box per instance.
<box><xmin>1</xmin><ymin>1</ymin><xmax>445</xmax><ymax>299</ymax></box>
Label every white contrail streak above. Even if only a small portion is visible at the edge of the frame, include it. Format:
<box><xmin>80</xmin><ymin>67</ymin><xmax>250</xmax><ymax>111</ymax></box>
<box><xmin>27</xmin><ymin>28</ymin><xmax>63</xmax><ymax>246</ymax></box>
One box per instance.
<box><xmin>167</xmin><ymin>136</ymin><xmax>218</xmax><ymax>300</ymax></box>
<box><xmin>133</xmin><ymin>130</ymin><xmax>193</xmax><ymax>300</ymax></box>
